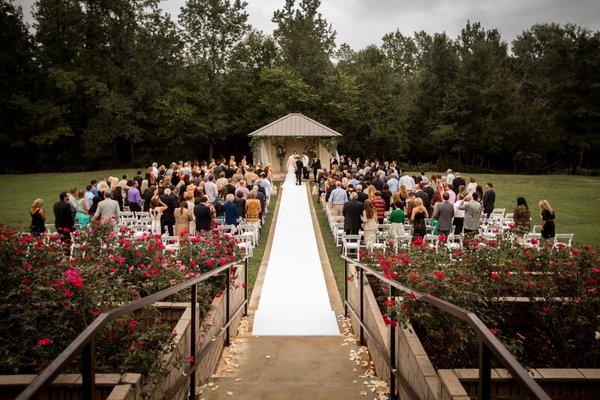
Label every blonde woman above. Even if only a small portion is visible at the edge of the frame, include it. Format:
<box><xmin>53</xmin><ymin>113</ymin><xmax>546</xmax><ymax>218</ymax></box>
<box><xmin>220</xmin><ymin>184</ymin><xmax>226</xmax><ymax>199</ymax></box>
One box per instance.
<box><xmin>539</xmin><ymin>200</ymin><xmax>556</xmax><ymax>240</ymax></box>
<box><xmin>245</xmin><ymin>191</ymin><xmax>261</xmax><ymax>223</ymax></box>
<box><xmin>361</xmin><ymin>199</ymin><xmax>378</xmax><ymax>246</ymax></box>
<box><xmin>30</xmin><ymin>199</ymin><xmax>46</xmax><ymax>235</ymax></box>
<box><xmin>366</xmin><ymin>184</ymin><xmax>377</xmax><ymax>200</ymax></box>
<box><xmin>174</xmin><ymin>200</ymin><xmax>194</xmax><ymax>237</ymax></box>
<box><xmin>410</xmin><ymin>197</ymin><xmax>428</xmax><ymax>238</ymax></box>
<box><xmin>466</xmin><ymin>177</ymin><xmax>478</xmax><ymax>196</ymax></box>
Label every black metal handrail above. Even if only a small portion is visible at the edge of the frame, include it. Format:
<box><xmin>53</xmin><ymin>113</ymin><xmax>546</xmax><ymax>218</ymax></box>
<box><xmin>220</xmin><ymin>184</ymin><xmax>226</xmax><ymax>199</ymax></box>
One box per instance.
<box><xmin>342</xmin><ymin>255</ymin><xmax>551</xmax><ymax>400</ymax></box>
<box><xmin>16</xmin><ymin>257</ymin><xmax>250</xmax><ymax>400</ymax></box>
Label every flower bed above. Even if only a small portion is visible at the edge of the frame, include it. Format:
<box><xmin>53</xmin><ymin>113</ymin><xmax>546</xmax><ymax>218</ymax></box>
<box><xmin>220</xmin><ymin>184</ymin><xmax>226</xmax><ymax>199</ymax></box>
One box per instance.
<box><xmin>360</xmin><ymin>234</ymin><xmax>600</xmax><ymax>370</ymax></box>
<box><xmin>0</xmin><ymin>223</ymin><xmax>243</xmax><ymax>398</ymax></box>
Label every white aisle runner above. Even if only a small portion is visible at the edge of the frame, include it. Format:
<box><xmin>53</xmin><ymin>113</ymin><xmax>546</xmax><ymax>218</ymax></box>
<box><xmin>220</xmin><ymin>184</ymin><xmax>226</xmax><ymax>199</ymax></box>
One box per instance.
<box><xmin>252</xmin><ymin>171</ymin><xmax>339</xmax><ymax>336</ymax></box>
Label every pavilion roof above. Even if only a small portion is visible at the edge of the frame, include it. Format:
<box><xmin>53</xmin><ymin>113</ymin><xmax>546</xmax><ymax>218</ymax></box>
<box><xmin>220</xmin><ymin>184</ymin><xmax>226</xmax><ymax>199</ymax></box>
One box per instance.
<box><xmin>248</xmin><ymin>113</ymin><xmax>343</xmax><ymax>138</ymax></box>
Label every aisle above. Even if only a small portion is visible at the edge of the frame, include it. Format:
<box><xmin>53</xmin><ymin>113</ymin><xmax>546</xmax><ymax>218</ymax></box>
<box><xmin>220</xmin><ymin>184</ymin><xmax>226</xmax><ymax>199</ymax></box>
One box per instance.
<box><xmin>252</xmin><ymin>173</ymin><xmax>339</xmax><ymax>336</ymax></box>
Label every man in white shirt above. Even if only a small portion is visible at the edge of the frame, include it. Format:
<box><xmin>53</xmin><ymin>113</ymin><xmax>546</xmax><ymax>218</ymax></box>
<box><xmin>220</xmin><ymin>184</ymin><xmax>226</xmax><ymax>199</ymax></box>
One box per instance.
<box><xmin>399</xmin><ymin>173</ymin><xmax>415</xmax><ymax>192</ymax></box>
<box><xmin>446</xmin><ymin>169</ymin><xmax>455</xmax><ymax>185</ymax></box>
<box><xmin>386</xmin><ymin>173</ymin><xmax>399</xmax><ymax>193</ymax></box>
<box><xmin>93</xmin><ymin>190</ymin><xmax>120</xmax><ymax>230</ymax></box>
<box><xmin>204</xmin><ymin>175</ymin><xmax>218</xmax><ymax>203</ymax></box>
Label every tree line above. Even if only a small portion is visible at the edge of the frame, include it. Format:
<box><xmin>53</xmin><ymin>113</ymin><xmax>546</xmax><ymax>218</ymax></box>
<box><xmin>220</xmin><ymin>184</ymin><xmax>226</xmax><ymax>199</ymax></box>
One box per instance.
<box><xmin>1</xmin><ymin>0</ymin><xmax>599</xmax><ymax>173</ymax></box>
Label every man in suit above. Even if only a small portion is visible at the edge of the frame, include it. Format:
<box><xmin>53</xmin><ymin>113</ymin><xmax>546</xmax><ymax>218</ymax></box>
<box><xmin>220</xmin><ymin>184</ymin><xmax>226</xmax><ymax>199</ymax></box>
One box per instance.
<box><xmin>93</xmin><ymin>190</ymin><xmax>121</xmax><ymax>229</ymax></box>
<box><xmin>432</xmin><ymin>192</ymin><xmax>455</xmax><ymax>235</ymax></box>
<box><xmin>312</xmin><ymin>157</ymin><xmax>321</xmax><ymax>182</ymax></box>
<box><xmin>342</xmin><ymin>192</ymin><xmax>364</xmax><ymax>235</ymax></box>
<box><xmin>159</xmin><ymin>188</ymin><xmax>178</xmax><ymax>235</ymax></box>
<box><xmin>295</xmin><ymin>156</ymin><xmax>304</xmax><ymax>185</ymax></box>
<box><xmin>54</xmin><ymin>191</ymin><xmax>75</xmax><ymax>242</ymax></box>
<box><xmin>452</xmin><ymin>173</ymin><xmax>466</xmax><ymax>191</ymax></box>
<box><xmin>194</xmin><ymin>195</ymin><xmax>212</xmax><ymax>233</ymax></box>
<box><xmin>355</xmin><ymin>184</ymin><xmax>368</xmax><ymax>203</ymax></box>
<box><xmin>482</xmin><ymin>182</ymin><xmax>496</xmax><ymax>218</ymax></box>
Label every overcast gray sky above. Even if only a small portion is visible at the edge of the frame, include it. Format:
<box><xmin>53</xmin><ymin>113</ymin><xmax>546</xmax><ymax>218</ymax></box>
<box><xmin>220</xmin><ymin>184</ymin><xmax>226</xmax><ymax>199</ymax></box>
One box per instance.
<box><xmin>17</xmin><ymin>0</ymin><xmax>600</xmax><ymax>49</ymax></box>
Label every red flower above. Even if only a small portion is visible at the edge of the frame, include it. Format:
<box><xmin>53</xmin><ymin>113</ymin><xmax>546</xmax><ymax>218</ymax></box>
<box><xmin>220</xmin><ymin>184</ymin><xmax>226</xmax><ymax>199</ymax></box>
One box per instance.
<box><xmin>571</xmin><ymin>249</ymin><xmax>580</xmax><ymax>257</ymax></box>
<box><xmin>541</xmin><ymin>305</ymin><xmax>551</xmax><ymax>313</ymax></box>
<box><xmin>582</xmin><ymin>243</ymin><xmax>591</xmax><ymax>250</ymax></box>
<box><xmin>409</xmin><ymin>272</ymin><xmax>419</xmax><ymax>282</ymax></box>
<box><xmin>219</xmin><ymin>257</ymin><xmax>227</xmax><ymax>266</ymax></box>
<box><xmin>65</xmin><ymin>269</ymin><xmax>84</xmax><ymax>288</ymax></box>
<box><xmin>489</xmin><ymin>328</ymin><xmax>497</xmax><ymax>336</ymax></box>
<box><xmin>117</xmin><ymin>256</ymin><xmax>126</xmax><ymax>265</ymax></box>
<box><xmin>128</xmin><ymin>319</ymin><xmax>138</xmax><ymax>330</ymax></box>
<box><xmin>187</xmin><ymin>355</ymin><xmax>195</xmax><ymax>364</ymax></box>
<box><xmin>453</xmin><ymin>248</ymin><xmax>462</xmax><ymax>258</ymax></box>
<box><xmin>23</xmin><ymin>262</ymin><xmax>33</xmax><ymax>271</ymax></box>
<box><xmin>412</xmin><ymin>237</ymin><xmax>424</xmax><ymax>247</ymax></box>
<box><xmin>37</xmin><ymin>337</ymin><xmax>53</xmax><ymax>347</ymax></box>
<box><xmin>408</xmin><ymin>292</ymin><xmax>417</xmax><ymax>301</ymax></box>
<box><xmin>487</xmin><ymin>239</ymin><xmax>497</xmax><ymax>247</ymax></box>
<box><xmin>383</xmin><ymin>298</ymin><xmax>395</xmax><ymax>308</ymax></box>
<box><xmin>63</xmin><ymin>288</ymin><xmax>74</xmax><ymax>299</ymax></box>
<box><xmin>438</xmin><ymin>234</ymin><xmax>447</xmax><ymax>244</ymax></box>
<box><xmin>490</xmin><ymin>271</ymin><xmax>499</xmax><ymax>281</ymax></box>
<box><xmin>433</xmin><ymin>271</ymin><xmax>445</xmax><ymax>280</ymax></box>
<box><xmin>530</xmin><ymin>238</ymin><xmax>539</xmax><ymax>245</ymax></box>
<box><xmin>592</xmin><ymin>267</ymin><xmax>600</xmax><ymax>274</ymax></box>
<box><xmin>206</xmin><ymin>259</ymin><xmax>214</xmax><ymax>268</ymax></box>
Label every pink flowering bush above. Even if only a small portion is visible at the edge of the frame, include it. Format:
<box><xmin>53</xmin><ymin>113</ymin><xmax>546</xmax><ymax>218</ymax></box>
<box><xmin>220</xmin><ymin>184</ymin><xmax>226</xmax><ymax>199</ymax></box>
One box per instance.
<box><xmin>0</xmin><ymin>223</ymin><xmax>243</xmax><ymax>378</ymax></box>
<box><xmin>360</xmin><ymin>233</ymin><xmax>600</xmax><ymax>369</ymax></box>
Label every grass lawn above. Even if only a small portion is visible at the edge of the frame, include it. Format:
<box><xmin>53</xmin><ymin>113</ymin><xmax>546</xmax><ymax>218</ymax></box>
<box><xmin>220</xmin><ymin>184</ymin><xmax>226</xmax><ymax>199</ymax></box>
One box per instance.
<box><xmin>0</xmin><ymin>169</ymin><xmax>138</xmax><ymax>227</ymax></box>
<box><xmin>409</xmin><ymin>172</ymin><xmax>600</xmax><ymax>246</ymax></box>
<box><xmin>313</xmin><ymin>193</ymin><xmax>345</xmax><ymax>299</ymax></box>
<box><xmin>246</xmin><ymin>185</ymin><xmax>280</xmax><ymax>292</ymax></box>
<box><xmin>0</xmin><ymin>169</ymin><xmax>598</xmax><ymax>246</ymax></box>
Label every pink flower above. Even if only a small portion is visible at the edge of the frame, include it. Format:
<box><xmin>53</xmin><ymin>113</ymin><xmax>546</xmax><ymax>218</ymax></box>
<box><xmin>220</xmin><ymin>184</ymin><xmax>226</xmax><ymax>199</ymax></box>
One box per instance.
<box><xmin>489</xmin><ymin>328</ymin><xmax>497</xmax><ymax>336</ymax></box>
<box><xmin>63</xmin><ymin>288</ymin><xmax>74</xmax><ymax>299</ymax></box>
<box><xmin>128</xmin><ymin>319</ymin><xmax>138</xmax><ymax>330</ymax></box>
<box><xmin>187</xmin><ymin>355</ymin><xmax>195</xmax><ymax>364</ymax></box>
<box><xmin>65</xmin><ymin>268</ymin><xmax>84</xmax><ymax>288</ymax></box>
<box><xmin>37</xmin><ymin>337</ymin><xmax>53</xmax><ymax>347</ymax></box>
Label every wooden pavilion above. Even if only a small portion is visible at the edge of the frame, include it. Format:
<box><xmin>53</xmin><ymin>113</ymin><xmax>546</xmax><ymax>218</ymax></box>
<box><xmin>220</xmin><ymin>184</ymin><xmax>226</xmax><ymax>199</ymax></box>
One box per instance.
<box><xmin>248</xmin><ymin>113</ymin><xmax>342</xmax><ymax>173</ymax></box>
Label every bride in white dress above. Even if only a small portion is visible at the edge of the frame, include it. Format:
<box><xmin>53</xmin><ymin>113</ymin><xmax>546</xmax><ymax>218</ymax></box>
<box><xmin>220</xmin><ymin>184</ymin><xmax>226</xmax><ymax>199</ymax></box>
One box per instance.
<box><xmin>285</xmin><ymin>152</ymin><xmax>298</xmax><ymax>186</ymax></box>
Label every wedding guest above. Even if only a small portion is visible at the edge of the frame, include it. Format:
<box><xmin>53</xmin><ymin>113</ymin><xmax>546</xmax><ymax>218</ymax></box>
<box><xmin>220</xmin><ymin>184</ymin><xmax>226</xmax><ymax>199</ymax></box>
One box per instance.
<box><xmin>30</xmin><ymin>198</ymin><xmax>46</xmax><ymax>235</ymax></box>
<box><xmin>174</xmin><ymin>200</ymin><xmax>193</xmax><ymax>237</ymax></box>
<box><xmin>453</xmin><ymin>193</ymin><xmax>465</xmax><ymax>234</ymax></box>
<box><xmin>342</xmin><ymin>192</ymin><xmax>363</xmax><ymax>235</ymax></box>
<box><xmin>361</xmin><ymin>199</ymin><xmax>378</xmax><ymax>246</ymax></box>
<box><xmin>459</xmin><ymin>193</ymin><xmax>482</xmax><ymax>236</ymax></box>
<box><xmin>245</xmin><ymin>191</ymin><xmax>261</xmax><ymax>223</ymax></box>
<box><xmin>371</xmin><ymin>191</ymin><xmax>387</xmax><ymax>224</ymax></box>
<box><xmin>234</xmin><ymin>191</ymin><xmax>246</xmax><ymax>220</ymax></box>
<box><xmin>194</xmin><ymin>195</ymin><xmax>212</xmax><ymax>233</ymax></box>
<box><xmin>432</xmin><ymin>192</ymin><xmax>454</xmax><ymax>236</ymax></box>
<box><xmin>512</xmin><ymin>197</ymin><xmax>531</xmax><ymax>244</ymax></box>
<box><xmin>93</xmin><ymin>190</ymin><xmax>120</xmax><ymax>228</ymax></box>
<box><xmin>54</xmin><ymin>192</ymin><xmax>75</xmax><ymax>242</ymax></box>
<box><xmin>388</xmin><ymin>201</ymin><xmax>406</xmax><ymax>237</ymax></box>
<box><xmin>410</xmin><ymin>197</ymin><xmax>428</xmax><ymax>239</ymax></box>
<box><xmin>539</xmin><ymin>199</ymin><xmax>556</xmax><ymax>241</ymax></box>
<box><xmin>482</xmin><ymin>182</ymin><xmax>496</xmax><ymax>218</ymax></box>
<box><xmin>224</xmin><ymin>194</ymin><xmax>238</xmax><ymax>226</ymax></box>
<box><xmin>328</xmin><ymin>181</ymin><xmax>348</xmax><ymax>216</ymax></box>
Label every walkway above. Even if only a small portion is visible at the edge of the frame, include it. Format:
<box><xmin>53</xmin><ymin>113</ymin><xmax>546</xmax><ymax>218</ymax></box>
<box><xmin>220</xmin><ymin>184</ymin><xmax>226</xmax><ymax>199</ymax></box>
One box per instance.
<box><xmin>252</xmin><ymin>173</ymin><xmax>338</xmax><ymax>335</ymax></box>
<box><xmin>201</xmin><ymin>177</ymin><xmax>388</xmax><ymax>399</ymax></box>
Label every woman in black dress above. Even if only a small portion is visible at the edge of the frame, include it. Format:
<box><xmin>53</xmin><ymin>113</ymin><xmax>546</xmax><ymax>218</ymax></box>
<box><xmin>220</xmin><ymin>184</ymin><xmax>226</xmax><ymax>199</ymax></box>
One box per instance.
<box><xmin>410</xmin><ymin>197</ymin><xmax>428</xmax><ymax>239</ymax></box>
<box><xmin>538</xmin><ymin>200</ymin><xmax>556</xmax><ymax>241</ymax></box>
<box><xmin>29</xmin><ymin>198</ymin><xmax>46</xmax><ymax>235</ymax></box>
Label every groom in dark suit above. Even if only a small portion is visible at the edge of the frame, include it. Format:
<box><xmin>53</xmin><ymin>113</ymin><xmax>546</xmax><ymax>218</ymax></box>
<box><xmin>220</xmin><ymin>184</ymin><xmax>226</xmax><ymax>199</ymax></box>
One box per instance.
<box><xmin>295</xmin><ymin>157</ymin><xmax>304</xmax><ymax>185</ymax></box>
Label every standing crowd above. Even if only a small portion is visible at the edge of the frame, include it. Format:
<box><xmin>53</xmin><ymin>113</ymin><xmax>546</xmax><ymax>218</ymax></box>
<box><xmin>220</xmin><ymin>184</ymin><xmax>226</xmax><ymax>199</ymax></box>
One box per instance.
<box><xmin>315</xmin><ymin>156</ymin><xmax>557</xmax><ymax>246</ymax></box>
<box><xmin>29</xmin><ymin>157</ymin><xmax>274</xmax><ymax>241</ymax></box>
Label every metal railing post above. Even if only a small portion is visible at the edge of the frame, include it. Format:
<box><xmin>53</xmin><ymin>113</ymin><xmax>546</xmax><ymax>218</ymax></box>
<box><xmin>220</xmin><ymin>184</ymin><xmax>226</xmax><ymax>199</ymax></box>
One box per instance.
<box><xmin>189</xmin><ymin>283</ymin><xmax>197</xmax><ymax>400</ymax></box>
<box><xmin>478</xmin><ymin>339</ymin><xmax>492</xmax><ymax>400</ymax></box>
<box><xmin>359</xmin><ymin>266</ymin><xmax>365</xmax><ymax>345</ymax></box>
<box><xmin>225</xmin><ymin>266</ymin><xmax>231</xmax><ymax>346</ymax></box>
<box><xmin>81</xmin><ymin>339</ymin><xmax>96</xmax><ymax>400</ymax></box>
<box><xmin>344</xmin><ymin>258</ymin><xmax>348</xmax><ymax>318</ymax></box>
<box><xmin>244</xmin><ymin>258</ymin><xmax>248</xmax><ymax>316</ymax></box>
<box><xmin>389</xmin><ymin>285</ymin><xmax>397</xmax><ymax>400</ymax></box>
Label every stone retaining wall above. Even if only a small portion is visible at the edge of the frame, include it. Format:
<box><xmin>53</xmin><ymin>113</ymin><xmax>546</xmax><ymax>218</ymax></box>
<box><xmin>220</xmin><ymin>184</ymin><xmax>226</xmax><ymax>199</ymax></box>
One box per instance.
<box><xmin>439</xmin><ymin>368</ymin><xmax>600</xmax><ymax>400</ymax></box>
<box><xmin>347</xmin><ymin>262</ymin><xmax>439</xmax><ymax>400</ymax></box>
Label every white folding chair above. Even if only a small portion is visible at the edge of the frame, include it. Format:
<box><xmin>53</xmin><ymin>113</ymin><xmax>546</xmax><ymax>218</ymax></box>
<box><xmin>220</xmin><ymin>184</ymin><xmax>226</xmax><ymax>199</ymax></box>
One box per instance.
<box><xmin>424</xmin><ymin>234</ymin><xmax>439</xmax><ymax>251</ymax></box>
<box><xmin>162</xmin><ymin>235</ymin><xmax>180</xmax><ymax>253</ymax></box>
<box><xmin>532</xmin><ymin>225</ymin><xmax>541</xmax><ymax>234</ymax></box>
<box><xmin>523</xmin><ymin>233</ymin><xmax>542</xmax><ymax>250</ymax></box>
<box><xmin>342</xmin><ymin>234</ymin><xmax>362</xmax><ymax>260</ymax></box>
<box><xmin>445</xmin><ymin>234</ymin><xmax>463</xmax><ymax>251</ymax></box>
<box><xmin>554</xmin><ymin>234</ymin><xmax>573</xmax><ymax>250</ymax></box>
